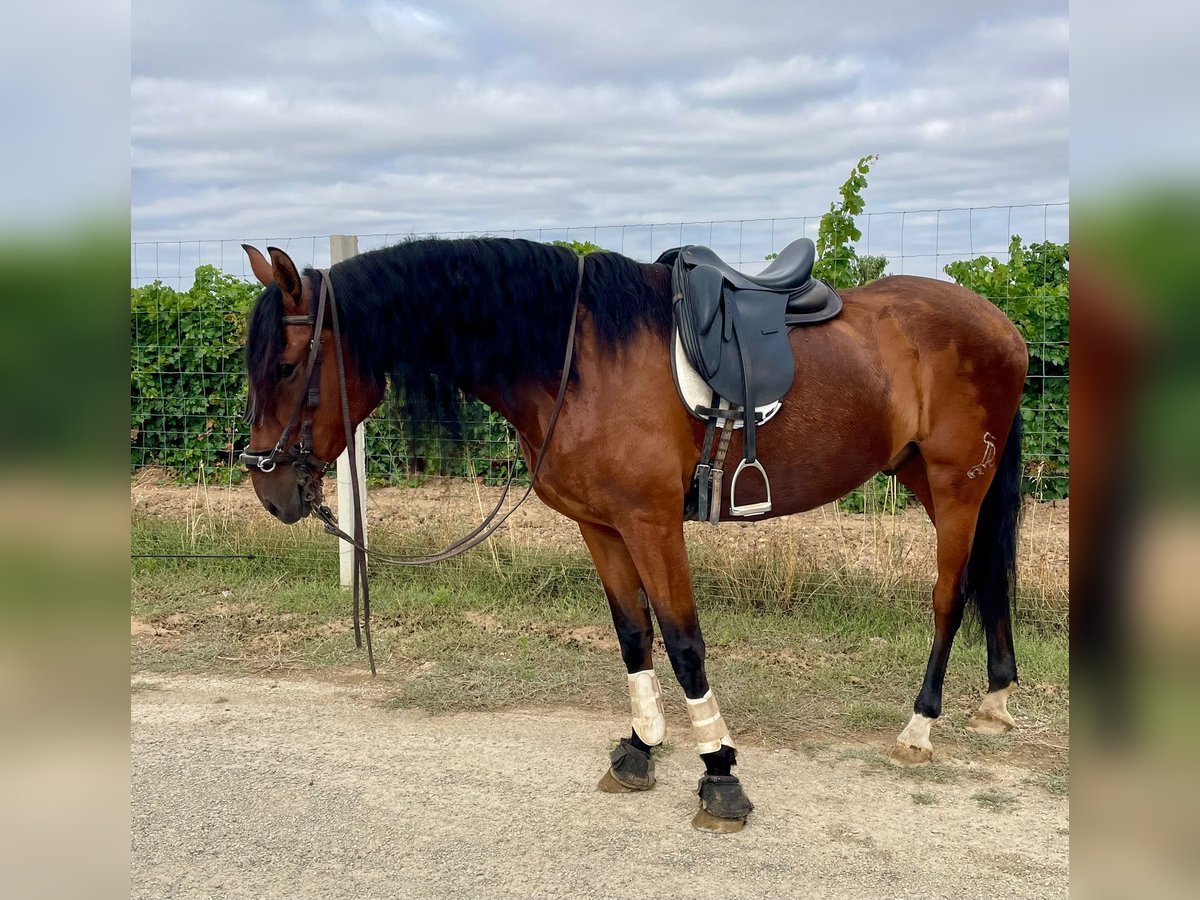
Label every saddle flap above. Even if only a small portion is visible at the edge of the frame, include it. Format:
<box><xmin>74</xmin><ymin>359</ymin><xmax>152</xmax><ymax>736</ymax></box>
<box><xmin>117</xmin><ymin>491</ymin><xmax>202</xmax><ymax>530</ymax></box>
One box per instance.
<box><xmin>706</xmin><ymin>291</ymin><xmax>794</xmax><ymax>406</ymax></box>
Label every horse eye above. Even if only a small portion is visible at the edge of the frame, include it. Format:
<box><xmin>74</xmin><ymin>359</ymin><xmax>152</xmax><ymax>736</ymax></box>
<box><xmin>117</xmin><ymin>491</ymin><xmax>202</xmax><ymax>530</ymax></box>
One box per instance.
<box><xmin>278</xmin><ymin>363</ymin><xmax>297</xmax><ymax>379</ymax></box>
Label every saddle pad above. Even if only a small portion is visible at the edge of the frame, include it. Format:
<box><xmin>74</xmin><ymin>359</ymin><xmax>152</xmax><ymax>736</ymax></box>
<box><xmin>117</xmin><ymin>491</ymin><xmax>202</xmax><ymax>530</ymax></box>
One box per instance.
<box><xmin>671</xmin><ymin>324</ymin><xmax>782</xmax><ymax>429</ymax></box>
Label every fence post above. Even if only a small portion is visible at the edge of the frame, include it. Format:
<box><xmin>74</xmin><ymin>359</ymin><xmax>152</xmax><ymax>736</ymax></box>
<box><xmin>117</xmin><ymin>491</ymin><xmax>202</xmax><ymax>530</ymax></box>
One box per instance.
<box><xmin>330</xmin><ymin>234</ymin><xmax>365</xmax><ymax>590</ymax></box>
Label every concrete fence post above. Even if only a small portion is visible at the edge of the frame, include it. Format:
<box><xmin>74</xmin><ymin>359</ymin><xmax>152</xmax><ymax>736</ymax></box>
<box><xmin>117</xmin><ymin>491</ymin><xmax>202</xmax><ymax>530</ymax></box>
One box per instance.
<box><xmin>330</xmin><ymin>234</ymin><xmax>365</xmax><ymax>590</ymax></box>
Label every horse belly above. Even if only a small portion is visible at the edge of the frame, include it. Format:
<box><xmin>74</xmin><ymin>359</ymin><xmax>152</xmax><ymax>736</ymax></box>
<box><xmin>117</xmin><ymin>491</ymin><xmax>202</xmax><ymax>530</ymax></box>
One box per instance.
<box><xmin>713</xmin><ymin>321</ymin><xmax>898</xmax><ymax>519</ymax></box>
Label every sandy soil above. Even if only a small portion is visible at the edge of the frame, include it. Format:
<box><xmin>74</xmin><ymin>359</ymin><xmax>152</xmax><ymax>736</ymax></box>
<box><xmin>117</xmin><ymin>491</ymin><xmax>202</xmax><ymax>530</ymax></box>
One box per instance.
<box><xmin>130</xmin><ymin>473</ymin><xmax>1069</xmax><ymax>595</ymax></box>
<box><xmin>131</xmin><ymin>672</ymin><xmax>1068</xmax><ymax>899</ymax></box>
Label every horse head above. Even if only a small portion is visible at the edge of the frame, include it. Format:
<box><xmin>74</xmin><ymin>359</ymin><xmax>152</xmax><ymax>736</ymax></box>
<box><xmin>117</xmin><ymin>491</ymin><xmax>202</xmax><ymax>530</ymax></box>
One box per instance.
<box><xmin>240</xmin><ymin>244</ymin><xmax>381</xmax><ymax>523</ymax></box>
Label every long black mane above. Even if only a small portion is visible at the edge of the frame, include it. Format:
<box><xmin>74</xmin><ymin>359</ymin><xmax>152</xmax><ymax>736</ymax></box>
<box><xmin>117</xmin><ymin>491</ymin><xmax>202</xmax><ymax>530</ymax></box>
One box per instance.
<box><xmin>246</xmin><ymin>237</ymin><xmax>670</xmax><ymax>443</ymax></box>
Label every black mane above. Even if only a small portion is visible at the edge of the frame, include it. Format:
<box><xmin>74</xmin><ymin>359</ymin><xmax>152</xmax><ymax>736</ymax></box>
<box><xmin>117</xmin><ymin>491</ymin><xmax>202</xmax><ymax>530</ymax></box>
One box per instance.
<box><xmin>246</xmin><ymin>237</ymin><xmax>670</xmax><ymax>442</ymax></box>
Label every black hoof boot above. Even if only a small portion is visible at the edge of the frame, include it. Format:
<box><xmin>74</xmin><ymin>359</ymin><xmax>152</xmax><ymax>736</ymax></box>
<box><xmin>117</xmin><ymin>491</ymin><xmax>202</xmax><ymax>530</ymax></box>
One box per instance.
<box><xmin>692</xmin><ymin>774</ymin><xmax>753</xmax><ymax>832</ymax></box>
<box><xmin>597</xmin><ymin>738</ymin><xmax>656</xmax><ymax>792</ymax></box>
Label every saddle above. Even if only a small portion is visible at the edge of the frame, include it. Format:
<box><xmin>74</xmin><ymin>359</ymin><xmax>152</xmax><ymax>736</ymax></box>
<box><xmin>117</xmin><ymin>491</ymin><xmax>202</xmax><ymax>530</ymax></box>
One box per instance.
<box><xmin>659</xmin><ymin>238</ymin><xmax>842</xmax><ymax>518</ymax></box>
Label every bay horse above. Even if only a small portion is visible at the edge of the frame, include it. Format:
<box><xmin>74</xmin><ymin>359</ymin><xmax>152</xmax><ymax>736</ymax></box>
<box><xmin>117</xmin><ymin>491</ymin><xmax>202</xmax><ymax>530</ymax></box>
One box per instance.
<box><xmin>240</xmin><ymin>237</ymin><xmax>1027</xmax><ymax>831</ymax></box>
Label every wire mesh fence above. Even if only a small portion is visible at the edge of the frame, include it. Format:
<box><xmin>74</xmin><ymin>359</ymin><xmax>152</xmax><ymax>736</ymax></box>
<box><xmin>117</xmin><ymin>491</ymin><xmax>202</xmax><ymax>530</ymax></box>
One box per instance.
<box><xmin>130</xmin><ymin>204</ymin><xmax>1069</xmax><ymax>624</ymax></box>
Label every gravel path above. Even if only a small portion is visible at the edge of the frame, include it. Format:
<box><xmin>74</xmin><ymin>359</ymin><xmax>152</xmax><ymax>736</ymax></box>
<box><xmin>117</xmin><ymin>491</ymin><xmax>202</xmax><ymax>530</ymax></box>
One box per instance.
<box><xmin>132</xmin><ymin>673</ymin><xmax>1067</xmax><ymax>899</ymax></box>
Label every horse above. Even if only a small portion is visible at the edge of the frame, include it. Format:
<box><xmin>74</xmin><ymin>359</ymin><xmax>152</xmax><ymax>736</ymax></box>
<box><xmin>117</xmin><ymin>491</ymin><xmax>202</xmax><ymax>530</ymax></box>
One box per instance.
<box><xmin>239</xmin><ymin>237</ymin><xmax>1028</xmax><ymax>832</ymax></box>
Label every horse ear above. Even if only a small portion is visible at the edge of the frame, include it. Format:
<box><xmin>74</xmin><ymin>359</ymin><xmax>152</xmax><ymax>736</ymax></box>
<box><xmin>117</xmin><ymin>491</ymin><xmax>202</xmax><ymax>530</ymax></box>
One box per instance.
<box><xmin>242</xmin><ymin>244</ymin><xmax>274</xmax><ymax>286</ymax></box>
<box><xmin>267</xmin><ymin>246</ymin><xmax>303</xmax><ymax>305</ymax></box>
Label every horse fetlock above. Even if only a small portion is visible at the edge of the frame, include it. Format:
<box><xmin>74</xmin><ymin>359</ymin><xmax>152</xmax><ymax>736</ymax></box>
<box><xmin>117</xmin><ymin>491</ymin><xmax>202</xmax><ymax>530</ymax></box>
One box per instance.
<box><xmin>967</xmin><ymin>683</ymin><xmax>1017</xmax><ymax>734</ymax></box>
<box><xmin>889</xmin><ymin>713</ymin><xmax>935</xmax><ymax>767</ymax></box>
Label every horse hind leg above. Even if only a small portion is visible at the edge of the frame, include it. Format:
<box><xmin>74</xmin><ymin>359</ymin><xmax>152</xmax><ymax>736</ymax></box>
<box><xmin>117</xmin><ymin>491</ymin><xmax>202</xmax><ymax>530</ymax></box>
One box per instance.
<box><xmin>578</xmin><ymin>524</ymin><xmax>662</xmax><ymax>793</ymax></box>
<box><xmin>889</xmin><ymin>474</ymin><xmax>977</xmax><ymax>767</ymax></box>
<box><xmin>964</xmin><ymin>416</ymin><xmax>1024</xmax><ymax>735</ymax></box>
<box><xmin>889</xmin><ymin>416</ymin><xmax>1023</xmax><ymax>766</ymax></box>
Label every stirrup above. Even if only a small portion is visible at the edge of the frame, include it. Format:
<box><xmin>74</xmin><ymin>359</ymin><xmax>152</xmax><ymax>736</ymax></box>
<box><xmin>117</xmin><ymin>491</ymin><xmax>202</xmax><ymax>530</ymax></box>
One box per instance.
<box><xmin>729</xmin><ymin>458</ymin><xmax>772</xmax><ymax>517</ymax></box>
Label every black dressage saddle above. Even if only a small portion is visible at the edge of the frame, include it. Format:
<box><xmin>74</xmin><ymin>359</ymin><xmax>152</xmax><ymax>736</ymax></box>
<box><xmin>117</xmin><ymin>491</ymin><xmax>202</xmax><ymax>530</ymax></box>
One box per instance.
<box><xmin>658</xmin><ymin>238</ymin><xmax>842</xmax><ymax>517</ymax></box>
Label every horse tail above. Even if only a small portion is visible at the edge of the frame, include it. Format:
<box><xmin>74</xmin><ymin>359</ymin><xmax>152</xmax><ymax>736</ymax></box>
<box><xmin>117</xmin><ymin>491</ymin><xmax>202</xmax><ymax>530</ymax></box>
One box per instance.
<box><xmin>963</xmin><ymin>413</ymin><xmax>1023</xmax><ymax>646</ymax></box>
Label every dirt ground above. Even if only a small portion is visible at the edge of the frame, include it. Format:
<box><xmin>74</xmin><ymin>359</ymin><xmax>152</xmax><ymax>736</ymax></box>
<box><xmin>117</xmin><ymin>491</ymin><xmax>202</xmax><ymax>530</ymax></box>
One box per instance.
<box><xmin>131</xmin><ymin>672</ymin><xmax>1068</xmax><ymax>900</ymax></box>
<box><xmin>130</xmin><ymin>473</ymin><xmax>1069</xmax><ymax>596</ymax></box>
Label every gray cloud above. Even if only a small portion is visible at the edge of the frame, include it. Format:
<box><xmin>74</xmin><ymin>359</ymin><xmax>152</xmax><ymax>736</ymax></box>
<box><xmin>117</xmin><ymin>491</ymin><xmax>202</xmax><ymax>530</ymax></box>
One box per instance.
<box><xmin>132</xmin><ymin>1</ymin><xmax>1067</xmax><ymax>243</ymax></box>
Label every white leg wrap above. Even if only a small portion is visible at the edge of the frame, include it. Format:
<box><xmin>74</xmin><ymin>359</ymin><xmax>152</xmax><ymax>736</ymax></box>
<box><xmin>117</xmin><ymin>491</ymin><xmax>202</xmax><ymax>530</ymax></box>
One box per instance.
<box><xmin>628</xmin><ymin>669</ymin><xmax>665</xmax><ymax>745</ymax></box>
<box><xmin>686</xmin><ymin>690</ymin><xmax>734</xmax><ymax>753</ymax></box>
<box><xmin>896</xmin><ymin>713</ymin><xmax>934</xmax><ymax>751</ymax></box>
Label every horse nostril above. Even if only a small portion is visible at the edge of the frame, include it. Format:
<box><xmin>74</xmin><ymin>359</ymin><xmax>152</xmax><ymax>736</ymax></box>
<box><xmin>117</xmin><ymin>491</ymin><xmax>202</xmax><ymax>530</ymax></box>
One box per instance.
<box><xmin>264</xmin><ymin>499</ymin><xmax>280</xmax><ymax>518</ymax></box>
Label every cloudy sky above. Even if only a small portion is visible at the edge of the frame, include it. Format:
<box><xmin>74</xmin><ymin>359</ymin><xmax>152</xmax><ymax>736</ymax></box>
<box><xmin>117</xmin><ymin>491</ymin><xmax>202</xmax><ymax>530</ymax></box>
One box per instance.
<box><xmin>132</xmin><ymin>0</ymin><xmax>1067</xmax><ymax>259</ymax></box>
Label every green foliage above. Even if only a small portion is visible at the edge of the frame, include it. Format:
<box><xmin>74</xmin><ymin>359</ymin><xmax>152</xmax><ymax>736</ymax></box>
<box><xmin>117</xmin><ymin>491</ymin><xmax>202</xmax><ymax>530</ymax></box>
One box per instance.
<box><xmin>813</xmin><ymin>155</ymin><xmax>890</xmax><ymax>289</ymax></box>
<box><xmin>837</xmin><ymin>473</ymin><xmax>912</xmax><ymax>514</ymax></box>
<box><xmin>548</xmin><ymin>239</ymin><xmax>609</xmax><ymax>255</ymax></box>
<box><xmin>944</xmin><ymin>237</ymin><xmax>1070</xmax><ymax>498</ymax></box>
<box><xmin>130</xmin><ymin>266</ymin><xmax>258</xmax><ymax>479</ymax></box>
<box><xmin>130</xmin><ymin>265</ymin><xmax>525</xmax><ymax>485</ymax></box>
<box><xmin>852</xmin><ymin>254</ymin><xmax>889</xmax><ymax>285</ymax></box>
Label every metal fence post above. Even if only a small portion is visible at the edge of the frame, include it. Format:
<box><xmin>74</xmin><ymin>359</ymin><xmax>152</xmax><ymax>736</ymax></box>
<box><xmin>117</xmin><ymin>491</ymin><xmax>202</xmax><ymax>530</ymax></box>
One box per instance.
<box><xmin>330</xmin><ymin>234</ymin><xmax>365</xmax><ymax>589</ymax></box>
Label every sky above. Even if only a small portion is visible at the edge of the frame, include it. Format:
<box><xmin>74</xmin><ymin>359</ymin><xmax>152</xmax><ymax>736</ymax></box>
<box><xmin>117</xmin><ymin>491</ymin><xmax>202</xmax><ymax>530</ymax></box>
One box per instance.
<box><xmin>131</xmin><ymin>0</ymin><xmax>1068</xmax><ymax>262</ymax></box>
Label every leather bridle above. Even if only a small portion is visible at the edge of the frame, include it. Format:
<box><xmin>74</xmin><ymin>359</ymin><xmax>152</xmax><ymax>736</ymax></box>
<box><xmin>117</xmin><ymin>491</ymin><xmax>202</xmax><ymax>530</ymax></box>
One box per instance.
<box><xmin>239</xmin><ymin>276</ymin><xmax>334</xmax><ymax>496</ymax></box>
<box><xmin>240</xmin><ymin>255</ymin><xmax>587</xmax><ymax>675</ymax></box>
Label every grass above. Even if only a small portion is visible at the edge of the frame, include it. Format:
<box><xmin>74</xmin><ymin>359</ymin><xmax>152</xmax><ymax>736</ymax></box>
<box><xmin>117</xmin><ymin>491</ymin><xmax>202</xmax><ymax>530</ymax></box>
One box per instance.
<box><xmin>837</xmin><ymin>748</ymin><xmax>964</xmax><ymax>784</ymax></box>
<box><xmin>843</xmin><ymin>702</ymin><xmax>903</xmax><ymax>731</ymax></box>
<box><xmin>911</xmin><ymin>791</ymin><xmax>938</xmax><ymax>806</ymax></box>
<box><xmin>1025</xmin><ymin>762</ymin><xmax>1070</xmax><ymax>796</ymax></box>
<box><xmin>973</xmin><ymin>788</ymin><xmax>1018</xmax><ymax>811</ymax></box>
<box><xmin>130</xmin><ymin>512</ymin><xmax>1069</xmax><ymax>765</ymax></box>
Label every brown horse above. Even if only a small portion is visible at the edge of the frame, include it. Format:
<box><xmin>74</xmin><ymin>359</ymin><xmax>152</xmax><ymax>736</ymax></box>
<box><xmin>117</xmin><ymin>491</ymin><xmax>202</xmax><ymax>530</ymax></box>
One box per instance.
<box><xmin>240</xmin><ymin>237</ymin><xmax>1027</xmax><ymax>831</ymax></box>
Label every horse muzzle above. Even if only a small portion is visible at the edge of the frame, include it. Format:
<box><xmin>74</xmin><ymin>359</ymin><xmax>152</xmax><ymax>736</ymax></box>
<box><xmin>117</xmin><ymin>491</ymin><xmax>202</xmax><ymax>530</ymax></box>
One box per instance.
<box><xmin>241</xmin><ymin>445</ymin><xmax>330</xmax><ymax>524</ymax></box>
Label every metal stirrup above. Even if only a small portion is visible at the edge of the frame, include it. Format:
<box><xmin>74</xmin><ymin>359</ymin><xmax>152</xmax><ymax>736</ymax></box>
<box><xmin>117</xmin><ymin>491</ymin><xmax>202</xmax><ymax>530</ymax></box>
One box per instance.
<box><xmin>729</xmin><ymin>457</ymin><xmax>772</xmax><ymax>517</ymax></box>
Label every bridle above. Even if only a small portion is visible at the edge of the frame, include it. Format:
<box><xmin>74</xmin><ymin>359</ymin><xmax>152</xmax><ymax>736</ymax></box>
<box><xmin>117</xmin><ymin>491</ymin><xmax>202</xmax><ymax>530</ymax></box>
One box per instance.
<box><xmin>238</xmin><ymin>274</ymin><xmax>335</xmax><ymax>497</ymax></box>
<box><xmin>240</xmin><ymin>254</ymin><xmax>587</xmax><ymax>675</ymax></box>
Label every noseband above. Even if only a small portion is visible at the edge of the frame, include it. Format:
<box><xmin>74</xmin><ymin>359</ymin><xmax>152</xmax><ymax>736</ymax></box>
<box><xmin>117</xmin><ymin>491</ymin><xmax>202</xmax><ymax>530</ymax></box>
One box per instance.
<box><xmin>240</xmin><ymin>255</ymin><xmax>587</xmax><ymax>676</ymax></box>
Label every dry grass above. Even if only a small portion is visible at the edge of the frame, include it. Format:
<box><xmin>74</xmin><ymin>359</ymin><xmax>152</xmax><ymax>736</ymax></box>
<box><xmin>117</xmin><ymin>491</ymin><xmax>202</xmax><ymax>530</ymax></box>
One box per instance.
<box><xmin>130</xmin><ymin>505</ymin><xmax>1069</xmax><ymax>768</ymax></box>
<box><xmin>131</xmin><ymin>474</ymin><xmax>1069</xmax><ymax>629</ymax></box>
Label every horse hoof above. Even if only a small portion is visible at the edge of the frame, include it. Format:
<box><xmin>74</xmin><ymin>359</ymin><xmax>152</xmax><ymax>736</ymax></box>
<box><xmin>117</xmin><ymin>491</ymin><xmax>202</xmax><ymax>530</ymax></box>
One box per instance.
<box><xmin>888</xmin><ymin>741</ymin><xmax>933</xmax><ymax>767</ymax></box>
<box><xmin>966</xmin><ymin>711</ymin><xmax>1015</xmax><ymax>735</ymax></box>
<box><xmin>692</xmin><ymin>807</ymin><xmax>747</xmax><ymax>833</ymax></box>
<box><xmin>597</xmin><ymin>738</ymin><xmax>655</xmax><ymax>792</ymax></box>
<box><xmin>597</xmin><ymin>769</ymin><xmax>651</xmax><ymax>793</ymax></box>
<box><xmin>694</xmin><ymin>773</ymin><xmax>753</xmax><ymax>832</ymax></box>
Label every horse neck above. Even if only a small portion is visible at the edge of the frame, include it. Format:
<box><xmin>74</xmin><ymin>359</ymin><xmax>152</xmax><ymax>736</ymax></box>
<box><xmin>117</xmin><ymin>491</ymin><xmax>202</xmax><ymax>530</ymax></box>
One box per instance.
<box><xmin>471</xmin><ymin>257</ymin><xmax>671</xmax><ymax>427</ymax></box>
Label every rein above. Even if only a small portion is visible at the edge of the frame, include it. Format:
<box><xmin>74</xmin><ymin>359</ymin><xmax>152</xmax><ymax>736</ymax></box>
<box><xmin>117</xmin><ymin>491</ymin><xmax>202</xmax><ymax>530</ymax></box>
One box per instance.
<box><xmin>242</xmin><ymin>255</ymin><xmax>587</xmax><ymax>675</ymax></box>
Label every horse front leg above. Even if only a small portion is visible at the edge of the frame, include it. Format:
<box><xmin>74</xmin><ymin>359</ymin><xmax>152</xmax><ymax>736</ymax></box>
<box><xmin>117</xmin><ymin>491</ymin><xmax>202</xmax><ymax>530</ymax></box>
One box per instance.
<box><xmin>578</xmin><ymin>524</ymin><xmax>663</xmax><ymax>793</ymax></box>
<box><xmin>618</xmin><ymin>514</ymin><xmax>754</xmax><ymax>832</ymax></box>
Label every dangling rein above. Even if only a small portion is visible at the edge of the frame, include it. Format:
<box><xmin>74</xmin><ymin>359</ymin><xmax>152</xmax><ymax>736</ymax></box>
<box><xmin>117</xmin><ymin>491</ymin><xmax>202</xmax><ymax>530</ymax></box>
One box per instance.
<box><xmin>307</xmin><ymin>255</ymin><xmax>585</xmax><ymax>675</ymax></box>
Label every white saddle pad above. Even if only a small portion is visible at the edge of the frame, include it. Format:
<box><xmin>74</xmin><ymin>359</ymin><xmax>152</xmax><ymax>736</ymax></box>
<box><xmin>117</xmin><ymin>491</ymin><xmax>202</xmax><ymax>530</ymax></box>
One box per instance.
<box><xmin>671</xmin><ymin>327</ymin><xmax>782</xmax><ymax>429</ymax></box>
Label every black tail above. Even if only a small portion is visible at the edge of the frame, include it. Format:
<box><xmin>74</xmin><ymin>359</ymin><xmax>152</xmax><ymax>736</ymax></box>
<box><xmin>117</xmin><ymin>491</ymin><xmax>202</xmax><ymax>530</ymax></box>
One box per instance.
<box><xmin>963</xmin><ymin>414</ymin><xmax>1023</xmax><ymax>652</ymax></box>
